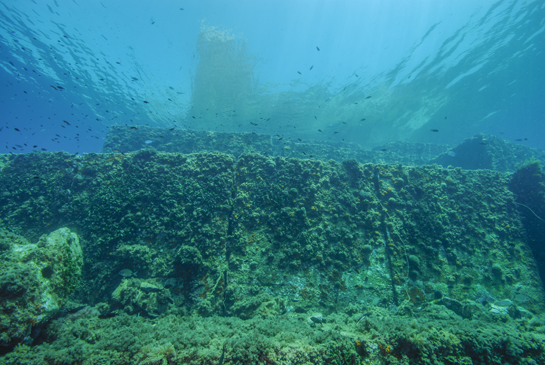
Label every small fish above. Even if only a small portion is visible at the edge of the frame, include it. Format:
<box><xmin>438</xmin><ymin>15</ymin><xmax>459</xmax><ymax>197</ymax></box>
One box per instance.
<box><xmin>309</xmin><ymin>65</ymin><xmax>313</xmax><ymax>70</ymax></box>
<box><xmin>365</xmin><ymin>96</ymin><xmax>371</xmax><ymax>99</ymax></box>
<box><xmin>14</xmin><ymin>128</ymin><xmax>20</xmax><ymax>131</ymax></box>
<box><xmin>314</xmin><ymin>116</ymin><xmax>317</xmax><ymax>120</ymax></box>
<box><xmin>144</xmin><ymin>140</ymin><xmax>153</xmax><ymax>144</ymax></box>
<box><xmin>131</xmin><ymin>77</ymin><xmax>138</xmax><ymax>81</ymax></box>
<box><xmin>169</xmin><ymin>128</ymin><xmax>175</xmax><ymax>131</ymax></box>
<box><xmin>318</xmin><ymin>129</ymin><xmax>322</xmax><ymax>132</ymax></box>
<box><xmin>64</xmin><ymin>305</ymin><xmax>86</xmax><ymax>314</ymax></box>
<box><xmin>130</xmin><ymin>126</ymin><xmax>137</xmax><ymax>130</ymax></box>
<box><xmin>355</xmin><ymin>74</ymin><xmax>358</xmax><ymax>77</ymax></box>
<box><xmin>119</xmin><ymin>269</ymin><xmax>137</xmax><ymax>277</ymax></box>
<box><xmin>447</xmin><ymin>151</ymin><xmax>456</xmax><ymax>157</ymax></box>
<box><xmin>380</xmin><ymin>149</ymin><xmax>387</xmax><ymax>152</ymax></box>
<box><xmin>297</xmin><ymin>71</ymin><xmax>301</xmax><ymax>75</ymax></box>
<box><xmin>217</xmin><ymin>343</ymin><xmax>226</xmax><ymax>365</ymax></box>
<box><xmin>430</xmin><ymin>129</ymin><xmax>439</xmax><ymax>132</ymax></box>
<box><xmin>316</xmin><ymin>46</ymin><xmax>320</xmax><ymax>51</ymax></box>
<box><xmin>360</xmin><ymin>119</ymin><xmax>366</xmax><ymax>121</ymax></box>
<box><xmin>98</xmin><ymin>312</ymin><xmax>118</xmax><ymax>319</ymax></box>
<box><xmin>342</xmin><ymin>122</ymin><xmax>347</xmax><ymax>124</ymax></box>
<box><xmin>62</xmin><ymin>120</ymin><xmax>70</xmax><ymax>125</ymax></box>
<box><xmin>143</xmin><ymin>101</ymin><xmax>149</xmax><ymax>104</ymax></box>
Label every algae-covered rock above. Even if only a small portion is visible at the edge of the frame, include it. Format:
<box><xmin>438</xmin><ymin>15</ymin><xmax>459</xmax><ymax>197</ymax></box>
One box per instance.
<box><xmin>1</xmin><ymin>146</ymin><xmax>545</xmax><ymax>363</ymax></box>
<box><xmin>111</xmin><ymin>278</ymin><xmax>173</xmax><ymax>317</ymax></box>
<box><xmin>229</xmin><ymin>293</ymin><xmax>286</xmax><ymax>319</ymax></box>
<box><xmin>431</xmin><ymin>133</ymin><xmax>545</xmax><ymax>172</ymax></box>
<box><xmin>0</xmin><ymin>227</ymin><xmax>83</xmax><ymax>348</ymax></box>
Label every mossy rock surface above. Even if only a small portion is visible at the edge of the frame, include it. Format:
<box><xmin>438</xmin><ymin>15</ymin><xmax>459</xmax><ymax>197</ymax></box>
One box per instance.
<box><xmin>0</xmin><ymin>227</ymin><xmax>82</xmax><ymax>348</ymax></box>
<box><xmin>0</xmin><ymin>147</ymin><xmax>544</xmax><ymax>362</ymax></box>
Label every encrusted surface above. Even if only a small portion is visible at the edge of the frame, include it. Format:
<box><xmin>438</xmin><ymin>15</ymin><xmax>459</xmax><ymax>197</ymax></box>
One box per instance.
<box><xmin>0</xmin><ymin>149</ymin><xmax>543</xmax><ymax>363</ymax></box>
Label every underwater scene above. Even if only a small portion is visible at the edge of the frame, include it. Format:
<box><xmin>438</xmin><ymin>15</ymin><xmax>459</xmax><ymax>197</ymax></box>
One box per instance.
<box><xmin>0</xmin><ymin>1</ymin><xmax>545</xmax><ymax>364</ymax></box>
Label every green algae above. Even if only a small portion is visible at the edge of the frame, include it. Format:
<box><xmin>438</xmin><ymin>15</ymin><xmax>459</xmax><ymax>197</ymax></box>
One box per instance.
<box><xmin>0</xmin><ymin>146</ymin><xmax>544</xmax><ymax>363</ymax></box>
<box><xmin>2</xmin><ymin>304</ymin><xmax>544</xmax><ymax>364</ymax></box>
<box><xmin>0</xmin><ymin>228</ymin><xmax>83</xmax><ymax>349</ymax></box>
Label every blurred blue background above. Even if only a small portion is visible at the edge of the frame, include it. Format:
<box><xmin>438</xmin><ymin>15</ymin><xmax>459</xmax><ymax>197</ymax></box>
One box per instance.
<box><xmin>0</xmin><ymin>0</ymin><xmax>543</xmax><ymax>154</ymax></box>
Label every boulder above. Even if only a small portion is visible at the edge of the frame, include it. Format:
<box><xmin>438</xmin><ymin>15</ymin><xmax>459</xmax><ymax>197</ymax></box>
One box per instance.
<box><xmin>0</xmin><ymin>227</ymin><xmax>83</xmax><ymax>348</ymax></box>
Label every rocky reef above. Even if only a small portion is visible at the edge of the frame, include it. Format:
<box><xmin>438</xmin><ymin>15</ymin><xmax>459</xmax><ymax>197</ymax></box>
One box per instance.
<box><xmin>0</xmin><ymin>135</ymin><xmax>544</xmax><ymax>363</ymax></box>
<box><xmin>0</xmin><ymin>227</ymin><xmax>83</xmax><ymax>349</ymax></box>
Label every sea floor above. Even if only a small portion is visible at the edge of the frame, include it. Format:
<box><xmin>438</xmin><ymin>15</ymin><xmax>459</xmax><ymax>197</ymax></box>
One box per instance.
<box><xmin>2</xmin><ymin>300</ymin><xmax>544</xmax><ymax>365</ymax></box>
